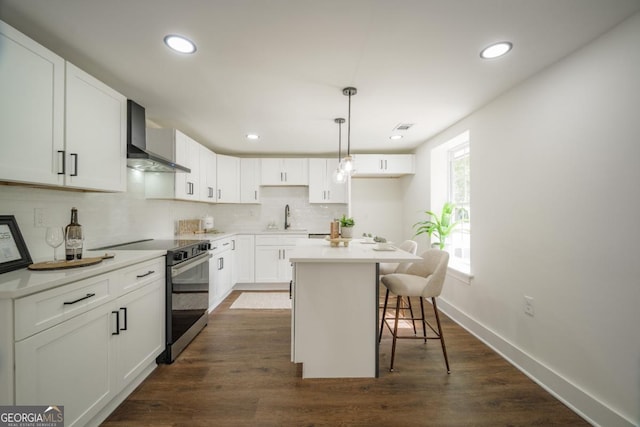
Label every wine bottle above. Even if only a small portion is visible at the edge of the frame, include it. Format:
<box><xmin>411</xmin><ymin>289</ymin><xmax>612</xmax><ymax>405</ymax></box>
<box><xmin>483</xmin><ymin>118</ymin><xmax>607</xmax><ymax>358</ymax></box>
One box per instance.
<box><xmin>65</xmin><ymin>207</ymin><xmax>83</xmax><ymax>260</ymax></box>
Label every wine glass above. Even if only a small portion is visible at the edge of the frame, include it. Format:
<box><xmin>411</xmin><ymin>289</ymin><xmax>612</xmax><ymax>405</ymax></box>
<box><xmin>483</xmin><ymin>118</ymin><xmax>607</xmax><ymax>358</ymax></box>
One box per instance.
<box><xmin>45</xmin><ymin>227</ymin><xmax>64</xmax><ymax>262</ymax></box>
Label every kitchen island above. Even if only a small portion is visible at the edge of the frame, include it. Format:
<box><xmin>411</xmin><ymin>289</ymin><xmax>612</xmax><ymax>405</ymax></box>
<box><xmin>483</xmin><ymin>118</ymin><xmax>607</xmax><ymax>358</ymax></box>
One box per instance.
<box><xmin>289</xmin><ymin>239</ymin><xmax>421</xmax><ymax>378</ymax></box>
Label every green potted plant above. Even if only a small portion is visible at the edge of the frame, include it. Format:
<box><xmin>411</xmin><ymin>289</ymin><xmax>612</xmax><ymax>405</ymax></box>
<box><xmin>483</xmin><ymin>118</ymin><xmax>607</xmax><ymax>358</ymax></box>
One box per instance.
<box><xmin>339</xmin><ymin>215</ymin><xmax>355</xmax><ymax>238</ymax></box>
<box><xmin>413</xmin><ymin>201</ymin><xmax>459</xmax><ymax>250</ymax></box>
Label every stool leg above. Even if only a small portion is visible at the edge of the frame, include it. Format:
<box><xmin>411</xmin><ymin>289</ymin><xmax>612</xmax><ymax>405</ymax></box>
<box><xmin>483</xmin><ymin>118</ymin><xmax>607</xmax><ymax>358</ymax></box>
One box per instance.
<box><xmin>379</xmin><ymin>288</ymin><xmax>390</xmax><ymax>343</ymax></box>
<box><xmin>390</xmin><ymin>295</ymin><xmax>402</xmax><ymax>371</ymax></box>
<box><xmin>406</xmin><ymin>297</ymin><xmax>417</xmax><ymax>335</ymax></box>
<box><xmin>432</xmin><ymin>297</ymin><xmax>450</xmax><ymax>373</ymax></box>
<box><xmin>419</xmin><ymin>297</ymin><xmax>427</xmax><ymax>343</ymax></box>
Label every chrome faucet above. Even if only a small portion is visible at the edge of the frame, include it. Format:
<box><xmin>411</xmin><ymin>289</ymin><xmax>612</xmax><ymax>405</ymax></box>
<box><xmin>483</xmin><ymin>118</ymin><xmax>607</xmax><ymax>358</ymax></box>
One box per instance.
<box><xmin>284</xmin><ymin>204</ymin><xmax>291</xmax><ymax>230</ymax></box>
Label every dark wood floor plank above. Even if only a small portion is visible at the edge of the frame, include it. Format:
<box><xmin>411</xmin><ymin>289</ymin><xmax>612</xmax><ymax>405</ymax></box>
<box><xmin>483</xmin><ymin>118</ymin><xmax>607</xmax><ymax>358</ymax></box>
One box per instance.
<box><xmin>102</xmin><ymin>290</ymin><xmax>589</xmax><ymax>426</ymax></box>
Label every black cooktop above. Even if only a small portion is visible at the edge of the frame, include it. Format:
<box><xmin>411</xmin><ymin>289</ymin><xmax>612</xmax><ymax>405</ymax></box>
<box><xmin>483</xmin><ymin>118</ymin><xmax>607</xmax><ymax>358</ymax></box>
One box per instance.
<box><xmin>99</xmin><ymin>239</ymin><xmax>203</xmax><ymax>252</ymax></box>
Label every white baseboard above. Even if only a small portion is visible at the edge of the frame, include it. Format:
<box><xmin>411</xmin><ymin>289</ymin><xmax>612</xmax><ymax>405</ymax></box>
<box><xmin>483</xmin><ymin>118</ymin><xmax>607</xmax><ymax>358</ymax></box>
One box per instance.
<box><xmin>436</xmin><ymin>298</ymin><xmax>635</xmax><ymax>427</ymax></box>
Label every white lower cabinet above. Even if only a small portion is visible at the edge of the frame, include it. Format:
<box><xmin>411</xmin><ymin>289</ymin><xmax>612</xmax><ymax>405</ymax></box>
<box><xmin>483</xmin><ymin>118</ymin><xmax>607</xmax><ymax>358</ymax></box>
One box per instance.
<box><xmin>254</xmin><ymin>234</ymin><xmax>306</xmax><ymax>283</ymax></box>
<box><xmin>15</xmin><ymin>304</ymin><xmax>115</xmax><ymax>427</ymax></box>
<box><xmin>234</xmin><ymin>235</ymin><xmax>255</xmax><ymax>284</ymax></box>
<box><xmin>12</xmin><ymin>257</ymin><xmax>165</xmax><ymax>427</ymax></box>
<box><xmin>209</xmin><ymin>237</ymin><xmax>234</xmax><ymax>310</ymax></box>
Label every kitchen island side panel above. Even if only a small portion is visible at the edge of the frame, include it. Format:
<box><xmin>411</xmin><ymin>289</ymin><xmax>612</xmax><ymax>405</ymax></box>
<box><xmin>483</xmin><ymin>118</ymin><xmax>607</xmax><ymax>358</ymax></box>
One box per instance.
<box><xmin>293</xmin><ymin>262</ymin><xmax>377</xmax><ymax>378</ymax></box>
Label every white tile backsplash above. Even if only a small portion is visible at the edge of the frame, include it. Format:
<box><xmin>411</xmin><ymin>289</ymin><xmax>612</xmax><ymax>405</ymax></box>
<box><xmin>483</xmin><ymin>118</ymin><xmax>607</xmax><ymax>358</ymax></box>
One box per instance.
<box><xmin>0</xmin><ymin>170</ymin><xmax>347</xmax><ymax>261</ymax></box>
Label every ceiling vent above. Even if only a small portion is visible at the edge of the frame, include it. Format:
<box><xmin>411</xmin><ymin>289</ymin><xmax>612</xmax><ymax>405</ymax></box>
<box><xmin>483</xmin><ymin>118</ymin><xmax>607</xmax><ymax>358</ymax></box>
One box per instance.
<box><xmin>393</xmin><ymin>123</ymin><xmax>414</xmax><ymax>131</ymax></box>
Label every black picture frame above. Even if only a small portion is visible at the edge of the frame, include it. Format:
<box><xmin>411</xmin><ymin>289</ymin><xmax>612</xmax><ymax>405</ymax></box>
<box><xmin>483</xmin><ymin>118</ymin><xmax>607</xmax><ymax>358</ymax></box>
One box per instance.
<box><xmin>0</xmin><ymin>215</ymin><xmax>33</xmax><ymax>274</ymax></box>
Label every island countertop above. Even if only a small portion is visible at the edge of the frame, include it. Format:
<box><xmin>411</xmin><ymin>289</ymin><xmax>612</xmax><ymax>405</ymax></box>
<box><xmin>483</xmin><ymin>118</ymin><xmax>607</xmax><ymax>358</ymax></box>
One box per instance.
<box><xmin>288</xmin><ymin>239</ymin><xmax>421</xmax><ymax>263</ymax></box>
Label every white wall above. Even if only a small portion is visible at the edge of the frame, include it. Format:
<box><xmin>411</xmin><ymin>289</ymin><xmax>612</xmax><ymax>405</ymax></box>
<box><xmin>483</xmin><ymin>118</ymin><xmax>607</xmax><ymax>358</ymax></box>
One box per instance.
<box><xmin>404</xmin><ymin>12</ymin><xmax>640</xmax><ymax>427</ymax></box>
<box><xmin>351</xmin><ymin>178</ymin><xmax>405</xmax><ymax>243</ymax></box>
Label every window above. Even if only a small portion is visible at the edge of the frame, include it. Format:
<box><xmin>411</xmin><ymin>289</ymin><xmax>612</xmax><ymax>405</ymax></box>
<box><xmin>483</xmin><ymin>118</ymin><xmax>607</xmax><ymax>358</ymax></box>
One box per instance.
<box><xmin>448</xmin><ymin>141</ymin><xmax>470</xmax><ymax>266</ymax></box>
<box><xmin>430</xmin><ymin>131</ymin><xmax>471</xmax><ymax>276</ymax></box>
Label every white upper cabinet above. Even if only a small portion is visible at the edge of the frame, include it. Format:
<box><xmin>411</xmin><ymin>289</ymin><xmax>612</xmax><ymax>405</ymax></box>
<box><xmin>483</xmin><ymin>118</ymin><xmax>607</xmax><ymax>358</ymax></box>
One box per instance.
<box><xmin>145</xmin><ymin>128</ymin><xmax>200</xmax><ymax>201</ymax></box>
<box><xmin>0</xmin><ymin>20</ymin><xmax>65</xmax><ymax>187</ymax></box>
<box><xmin>0</xmin><ymin>21</ymin><xmax>126</xmax><ymax>192</ymax></box>
<box><xmin>352</xmin><ymin>154</ymin><xmax>415</xmax><ymax>177</ymax></box>
<box><xmin>216</xmin><ymin>154</ymin><xmax>240</xmax><ymax>203</ymax></box>
<box><xmin>308</xmin><ymin>158</ymin><xmax>347</xmax><ymax>204</ymax></box>
<box><xmin>240</xmin><ymin>158</ymin><xmax>261</xmax><ymax>203</ymax></box>
<box><xmin>260</xmin><ymin>158</ymin><xmax>308</xmax><ymax>186</ymax></box>
<box><xmin>199</xmin><ymin>145</ymin><xmax>217</xmax><ymax>203</ymax></box>
<box><xmin>64</xmin><ymin>62</ymin><xmax>127</xmax><ymax>192</ymax></box>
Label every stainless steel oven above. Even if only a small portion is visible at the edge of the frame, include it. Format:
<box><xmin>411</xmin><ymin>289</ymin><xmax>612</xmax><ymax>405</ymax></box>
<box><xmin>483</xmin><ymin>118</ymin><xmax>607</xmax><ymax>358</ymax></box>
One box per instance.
<box><xmin>97</xmin><ymin>239</ymin><xmax>211</xmax><ymax>363</ymax></box>
<box><xmin>166</xmin><ymin>248</ymin><xmax>211</xmax><ymax>363</ymax></box>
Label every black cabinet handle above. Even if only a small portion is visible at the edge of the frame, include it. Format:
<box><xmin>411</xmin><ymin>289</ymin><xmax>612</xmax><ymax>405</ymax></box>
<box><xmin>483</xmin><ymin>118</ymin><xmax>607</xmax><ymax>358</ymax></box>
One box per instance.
<box><xmin>112</xmin><ymin>310</ymin><xmax>120</xmax><ymax>335</ymax></box>
<box><xmin>70</xmin><ymin>153</ymin><xmax>78</xmax><ymax>176</ymax></box>
<box><xmin>136</xmin><ymin>270</ymin><xmax>155</xmax><ymax>279</ymax></box>
<box><xmin>289</xmin><ymin>280</ymin><xmax>293</xmax><ymax>299</ymax></box>
<box><xmin>57</xmin><ymin>150</ymin><xmax>65</xmax><ymax>175</ymax></box>
<box><xmin>63</xmin><ymin>293</ymin><xmax>95</xmax><ymax>305</ymax></box>
<box><xmin>120</xmin><ymin>307</ymin><xmax>128</xmax><ymax>331</ymax></box>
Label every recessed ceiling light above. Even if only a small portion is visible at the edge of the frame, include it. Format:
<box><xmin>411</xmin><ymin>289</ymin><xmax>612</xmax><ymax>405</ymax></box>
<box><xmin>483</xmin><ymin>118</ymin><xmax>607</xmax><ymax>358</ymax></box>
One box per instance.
<box><xmin>389</xmin><ymin>135</ymin><xmax>403</xmax><ymax>140</ymax></box>
<box><xmin>163</xmin><ymin>34</ymin><xmax>197</xmax><ymax>54</ymax></box>
<box><xmin>246</xmin><ymin>134</ymin><xmax>260</xmax><ymax>140</ymax></box>
<box><xmin>480</xmin><ymin>41</ymin><xmax>512</xmax><ymax>59</ymax></box>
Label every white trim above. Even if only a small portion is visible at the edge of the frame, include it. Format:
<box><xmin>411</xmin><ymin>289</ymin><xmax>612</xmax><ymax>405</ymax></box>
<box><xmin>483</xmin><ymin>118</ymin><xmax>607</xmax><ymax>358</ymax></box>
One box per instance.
<box><xmin>435</xmin><ymin>298</ymin><xmax>635</xmax><ymax>427</ymax></box>
<box><xmin>446</xmin><ymin>264</ymin><xmax>473</xmax><ymax>284</ymax></box>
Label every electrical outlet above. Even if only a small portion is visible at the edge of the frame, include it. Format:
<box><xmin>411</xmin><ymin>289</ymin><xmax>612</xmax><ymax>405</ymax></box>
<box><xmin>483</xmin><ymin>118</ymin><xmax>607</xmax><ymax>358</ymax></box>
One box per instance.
<box><xmin>524</xmin><ymin>296</ymin><xmax>535</xmax><ymax>317</ymax></box>
<box><xmin>34</xmin><ymin>208</ymin><xmax>46</xmax><ymax>227</ymax></box>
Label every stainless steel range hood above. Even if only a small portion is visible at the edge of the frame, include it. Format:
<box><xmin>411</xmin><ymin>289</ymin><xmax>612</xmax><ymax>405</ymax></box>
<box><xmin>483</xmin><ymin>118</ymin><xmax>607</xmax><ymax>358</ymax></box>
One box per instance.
<box><xmin>127</xmin><ymin>100</ymin><xmax>190</xmax><ymax>173</ymax></box>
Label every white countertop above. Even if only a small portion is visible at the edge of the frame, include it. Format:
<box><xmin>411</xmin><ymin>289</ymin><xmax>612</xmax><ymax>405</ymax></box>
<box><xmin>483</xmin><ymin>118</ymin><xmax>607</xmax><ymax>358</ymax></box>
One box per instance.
<box><xmin>288</xmin><ymin>239</ymin><xmax>421</xmax><ymax>263</ymax></box>
<box><xmin>0</xmin><ymin>250</ymin><xmax>166</xmax><ymax>299</ymax></box>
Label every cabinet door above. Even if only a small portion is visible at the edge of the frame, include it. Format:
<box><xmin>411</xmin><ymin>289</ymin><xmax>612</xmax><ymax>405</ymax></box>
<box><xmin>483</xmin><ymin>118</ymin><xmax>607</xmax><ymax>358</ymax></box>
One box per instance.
<box><xmin>0</xmin><ymin>21</ymin><xmax>64</xmax><ymax>186</ymax></box>
<box><xmin>279</xmin><ymin>246</ymin><xmax>296</xmax><ymax>282</ymax></box>
<box><xmin>255</xmin><ymin>246</ymin><xmax>281</xmax><ymax>282</ymax></box>
<box><xmin>114</xmin><ymin>279</ymin><xmax>164</xmax><ymax>389</ymax></box>
<box><xmin>199</xmin><ymin>145</ymin><xmax>217</xmax><ymax>202</ymax></box>
<box><xmin>282</xmin><ymin>158</ymin><xmax>308</xmax><ymax>185</ymax></box>
<box><xmin>352</xmin><ymin>154</ymin><xmax>383</xmax><ymax>174</ymax></box>
<box><xmin>15</xmin><ymin>305</ymin><xmax>116</xmax><ymax>427</ymax></box>
<box><xmin>234</xmin><ymin>235</ymin><xmax>255</xmax><ymax>284</ymax></box>
<box><xmin>174</xmin><ymin>131</ymin><xmax>200</xmax><ymax>201</ymax></box>
<box><xmin>216</xmin><ymin>154</ymin><xmax>240</xmax><ymax>203</ymax></box>
<box><xmin>65</xmin><ymin>62</ymin><xmax>126</xmax><ymax>192</ymax></box>
<box><xmin>240</xmin><ymin>158</ymin><xmax>261</xmax><ymax>203</ymax></box>
<box><xmin>384</xmin><ymin>154</ymin><xmax>415</xmax><ymax>174</ymax></box>
<box><xmin>260</xmin><ymin>158</ymin><xmax>283</xmax><ymax>185</ymax></box>
<box><xmin>308</xmin><ymin>159</ymin><xmax>328</xmax><ymax>203</ymax></box>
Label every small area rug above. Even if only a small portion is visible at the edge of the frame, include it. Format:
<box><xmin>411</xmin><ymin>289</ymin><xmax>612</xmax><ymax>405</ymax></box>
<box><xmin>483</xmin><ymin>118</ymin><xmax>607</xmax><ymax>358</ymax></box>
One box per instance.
<box><xmin>230</xmin><ymin>292</ymin><xmax>291</xmax><ymax>309</ymax></box>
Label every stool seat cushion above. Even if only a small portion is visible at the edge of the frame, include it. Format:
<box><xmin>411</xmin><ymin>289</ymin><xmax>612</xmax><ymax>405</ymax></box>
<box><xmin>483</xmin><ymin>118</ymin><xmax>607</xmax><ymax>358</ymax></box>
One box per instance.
<box><xmin>381</xmin><ymin>273</ymin><xmax>429</xmax><ymax>297</ymax></box>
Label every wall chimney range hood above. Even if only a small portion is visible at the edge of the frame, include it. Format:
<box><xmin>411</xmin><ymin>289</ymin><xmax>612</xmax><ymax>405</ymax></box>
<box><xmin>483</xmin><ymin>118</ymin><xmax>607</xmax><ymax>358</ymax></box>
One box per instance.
<box><xmin>126</xmin><ymin>100</ymin><xmax>190</xmax><ymax>173</ymax></box>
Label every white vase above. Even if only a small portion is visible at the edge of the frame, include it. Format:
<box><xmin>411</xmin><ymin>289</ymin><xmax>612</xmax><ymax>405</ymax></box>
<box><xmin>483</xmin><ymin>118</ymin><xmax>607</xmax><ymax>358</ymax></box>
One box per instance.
<box><xmin>341</xmin><ymin>226</ymin><xmax>354</xmax><ymax>238</ymax></box>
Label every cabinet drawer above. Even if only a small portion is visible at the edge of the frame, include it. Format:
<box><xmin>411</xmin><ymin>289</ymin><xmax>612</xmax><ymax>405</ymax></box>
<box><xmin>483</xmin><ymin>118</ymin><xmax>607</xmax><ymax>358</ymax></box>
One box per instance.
<box><xmin>15</xmin><ymin>273</ymin><xmax>115</xmax><ymax>341</ymax></box>
<box><xmin>118</xmin><ymin>257</ymin><xmax>165</xmax><ymax>294</ymax></box>
<box><xmin>209</xmin><ymin>237</ymin><xmax>233</xmax><ymax>256</ymax></box>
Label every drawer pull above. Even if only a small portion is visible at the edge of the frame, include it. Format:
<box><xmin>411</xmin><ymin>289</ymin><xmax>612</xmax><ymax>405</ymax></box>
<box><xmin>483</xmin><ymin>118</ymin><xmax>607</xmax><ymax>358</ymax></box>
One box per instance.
<box><xmin>63</xmin><ymin>293</ymin><xmax>95</xmax><ymax>305</ymax></box>
<box><xmin>136</xmin><ymin>270</ymin><xmax>155</xmax><ymax>278</ymax></box>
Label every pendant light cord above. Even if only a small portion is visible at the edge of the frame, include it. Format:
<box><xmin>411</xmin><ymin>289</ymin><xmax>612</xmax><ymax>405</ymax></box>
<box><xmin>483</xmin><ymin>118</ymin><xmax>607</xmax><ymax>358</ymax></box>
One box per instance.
<box><xmin>338</xmin><ymin>120</ymin><xmax>342</xmax><ymax>161</ymax></box>
<box><xmin>347</xmin><ymin>92</ymin><xmax>351</xmax><ymax>156</ymax></box>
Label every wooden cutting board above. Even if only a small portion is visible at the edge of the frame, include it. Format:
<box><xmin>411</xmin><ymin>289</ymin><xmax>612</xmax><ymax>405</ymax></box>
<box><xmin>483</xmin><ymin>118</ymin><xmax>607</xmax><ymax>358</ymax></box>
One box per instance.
<box><xmin>28</xmin><ymin>254</ymin><xmax>114</xmax><ymax>271</ymax></box>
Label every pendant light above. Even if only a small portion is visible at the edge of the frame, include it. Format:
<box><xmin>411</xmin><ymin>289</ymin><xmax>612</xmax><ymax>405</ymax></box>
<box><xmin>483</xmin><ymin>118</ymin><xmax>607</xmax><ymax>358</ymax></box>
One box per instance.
<box><xmin>333</xmin><ymin>118</ymin><xmax>346</xmax><ymax>183</ymax></box>
<box><xmin>342</xmin><ymin>87</ymin><xmax>357</xmax><ymax>174</ymax></box>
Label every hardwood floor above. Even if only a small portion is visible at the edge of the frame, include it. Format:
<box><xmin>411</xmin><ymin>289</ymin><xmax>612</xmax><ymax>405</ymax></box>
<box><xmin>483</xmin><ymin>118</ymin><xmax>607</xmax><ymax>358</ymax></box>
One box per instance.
<box><xmin>102</xmin><ymin>290</ymin><xmax>589</xmax><ymax>426</ymax></box>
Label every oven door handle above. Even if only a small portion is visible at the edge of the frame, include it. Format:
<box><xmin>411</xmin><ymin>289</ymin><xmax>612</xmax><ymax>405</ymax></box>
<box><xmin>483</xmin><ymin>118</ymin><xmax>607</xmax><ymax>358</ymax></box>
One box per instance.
<box><xmin>171</xmin><ymin>252</ymin><xmax>212</xmax><ymax>277</ymax></box>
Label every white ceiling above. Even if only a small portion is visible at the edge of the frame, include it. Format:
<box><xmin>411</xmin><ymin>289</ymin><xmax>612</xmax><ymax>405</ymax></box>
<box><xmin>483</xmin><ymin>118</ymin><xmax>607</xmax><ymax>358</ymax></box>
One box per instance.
<box><xmin>1</xmin><ymin>0</ymin><xmax>639</xmax><ymax>156</ymax></box>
